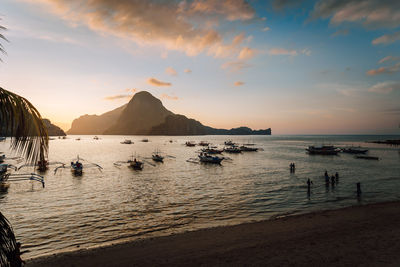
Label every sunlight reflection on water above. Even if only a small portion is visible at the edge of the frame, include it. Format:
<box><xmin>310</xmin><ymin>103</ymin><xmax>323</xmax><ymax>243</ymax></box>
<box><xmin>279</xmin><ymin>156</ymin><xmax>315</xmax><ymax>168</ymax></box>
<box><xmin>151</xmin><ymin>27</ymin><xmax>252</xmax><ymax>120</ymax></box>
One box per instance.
<box><xmin>1</xmin><ymin>135</ymin><xmax>399</xmax><ymax>258</ymax></box>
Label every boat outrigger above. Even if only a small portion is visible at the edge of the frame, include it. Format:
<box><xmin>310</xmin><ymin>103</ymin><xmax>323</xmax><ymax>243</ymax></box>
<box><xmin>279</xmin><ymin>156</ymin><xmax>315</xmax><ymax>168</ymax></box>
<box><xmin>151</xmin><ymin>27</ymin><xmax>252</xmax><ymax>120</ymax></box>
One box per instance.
<box><xmin>306</xmin><ymin>146</ymin><xmax>339</xmax><ymax>155</ymax></box>
<box><xmin>114</xmin><ymin>154</ymin><xmax>155</xmax><ymax>170</ymax></box>
<box><xmin>18</xmin><ymin>159</ymin><xmax>65</xmax><ymax>172</ymax></box>
<box><xmin>54</xmin><ymin>156</ymin><xmax>102</xmax><ymax>175</ymax></box>
<box><xmin>1</xmin><ymin>164</ymin><xmax>45</xmax><ymax>188</ymax></box>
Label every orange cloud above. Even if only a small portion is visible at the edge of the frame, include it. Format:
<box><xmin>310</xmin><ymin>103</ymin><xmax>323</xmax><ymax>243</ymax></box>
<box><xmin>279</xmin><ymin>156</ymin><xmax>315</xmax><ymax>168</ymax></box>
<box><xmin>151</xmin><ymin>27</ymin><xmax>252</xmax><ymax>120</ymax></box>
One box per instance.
<box><xmin>372</xmin><ymin>32</ymin><xmax>400</xmax><ymax>45</ymax></box>
<box><xmin>366</xmin><ymin>63</ymin><xmax>400</xmax><ymax>76</ymax></box>
<box><xmin>221</xmin><ymin>61</ymin><xmax>252</xmax><ymax>72</ymax></box>
<box><xmin>160</xmin><ymin>93</ymin><xmax>179</xmax><ymax>100</ymax></box>
<box><xmin>31</xmin><ymin>0</ymin><xmax>255</xmax><ymax>58</ymax></box>
<box><xmin>147</xmin><ymin>77</ymin><xmax>171</xmax><ymax>87</ymax></box>
<box><xmin>234</xmin><ymin>81</ymin><xmax>245</xmax><ymax>86</ymax></box>
<box><xmin>165</xmin><ymin>67</ymin><xmax>177</xmax><ymax>76</ymax></box>
<box><xmin>104</xmin><ymin>94</ymin><xmax>132</xmax><ymax>101</ymax></box>
<box><xmin>238</xmin><ymin>47</ymin><xmax>256</xmax><ymax>60</ymax></box>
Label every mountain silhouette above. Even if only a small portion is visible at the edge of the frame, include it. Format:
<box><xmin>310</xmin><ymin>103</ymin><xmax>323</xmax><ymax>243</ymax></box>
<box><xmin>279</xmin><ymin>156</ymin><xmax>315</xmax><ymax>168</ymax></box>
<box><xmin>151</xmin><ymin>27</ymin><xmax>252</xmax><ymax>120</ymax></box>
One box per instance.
<box><xmin>67</xmin><ymin>91</ymin><xmax>271</xmax><ymax>135</ymax></box>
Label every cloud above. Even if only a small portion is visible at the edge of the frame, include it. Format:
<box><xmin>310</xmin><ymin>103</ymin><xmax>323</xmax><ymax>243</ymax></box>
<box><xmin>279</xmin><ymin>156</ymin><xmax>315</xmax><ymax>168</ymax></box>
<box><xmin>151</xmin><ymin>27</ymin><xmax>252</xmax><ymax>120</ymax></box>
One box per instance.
<box><xmin>234</xmin><ymin>81</ymin><xmax>244</xmax><ymax>86</ymax></box>
<box><xmin>125</xmin><ymin>88</ymin><xmax>138</xmax><ymax>93</ymax></box>
<box><xmin>147</xmin><ymin>77</ymin><xmax>171</xmax><ymax>87</ymax></box>
<box><xmin>369</xmin><ymin>81</ymin><xmax>400</xmax><ymax>94</ymax></box>
<box><xmin>187</xmin><ymin>0</ymin><xmax>255</xmax><ymax>21</ymax></box>
<box><xmin>268</xmin><ymin>48</ymin><xmax>297</xmax><ymax>56</ymax></box>
<box><xmin>30</xmin><ymin>0</ymin><xmax>255</xmax><ymax>58</ymax></box>
<box><xmin>104</xmin><ymin>94</ymin><xmax>132</xmax><ymax>101</ymax></box>
<box><xmin>184</xmin><ymin>69</ymin><xmax>192</xmax><ymax>73</ymax></box>
<box><xmin>366</xmin><ymin>63</ymin><xmax>400</xmax><ymax>75</ymax></box>
<box><xmin>165</xmin><ymin>67</ymin><xmax>177</xmax><ymax>76</ymax></box>
<box><xmin>311</xmin><ymin>0</ymin><xmax>400</xmax><ymax>29</ymax></box>
<box><xmin>221</xmin><ymin>61</ymin><xmax>252</xmax><ymax>72</ymax></box>
<box><xmin>372</xmin><ymin>31</ymin><xmax>400</xmax><ymax>45</ymax></box>
<box><xmin>331</xmin><ymin>29</ymin><xmax>349</xmax><ymax>37</ymax></box>
<box><xmin>238</xmin><ymin>47</ymin><xmax>256</xmax><ymax>60</ymax></box>
<box><xmin>378</xmin><ymin>56</ymin><xmax>400</xmax><ymax>64</ymax></box>
<box><xmin>261</xmin><ymin>26</ymin><xmax>270</xmax><ymax>32</ymax></box>
<box><xmin>160</xmin><ymin>93</ymin><xmax>179</xmax><ymax>100</ymax></box>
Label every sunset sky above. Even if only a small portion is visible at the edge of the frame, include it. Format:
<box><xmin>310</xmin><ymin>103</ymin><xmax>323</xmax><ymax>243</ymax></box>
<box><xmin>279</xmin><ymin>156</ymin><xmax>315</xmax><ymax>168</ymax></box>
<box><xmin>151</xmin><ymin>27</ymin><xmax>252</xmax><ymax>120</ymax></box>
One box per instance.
<box><xmin>1</xmin><ymin>0</ymin><xmax>400</xmax><ymax>134</ymax></box>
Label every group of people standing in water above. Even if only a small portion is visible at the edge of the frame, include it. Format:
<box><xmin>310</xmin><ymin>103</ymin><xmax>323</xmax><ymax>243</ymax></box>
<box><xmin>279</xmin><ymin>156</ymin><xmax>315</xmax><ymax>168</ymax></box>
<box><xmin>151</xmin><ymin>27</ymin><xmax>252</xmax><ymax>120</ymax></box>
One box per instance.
<box><xmin>325</xmin><ymin>170</ymin><xmax>339</xmax><ymax>186</ymax></box>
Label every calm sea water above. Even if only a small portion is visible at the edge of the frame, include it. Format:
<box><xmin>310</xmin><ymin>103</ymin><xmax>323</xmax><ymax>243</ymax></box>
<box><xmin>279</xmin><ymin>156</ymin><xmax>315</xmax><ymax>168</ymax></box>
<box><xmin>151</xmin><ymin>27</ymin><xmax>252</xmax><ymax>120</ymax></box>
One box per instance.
<box><xmin>1</xmin><ymin>135</ymin><xmax>400</xmax><ymax>258</ymax></box>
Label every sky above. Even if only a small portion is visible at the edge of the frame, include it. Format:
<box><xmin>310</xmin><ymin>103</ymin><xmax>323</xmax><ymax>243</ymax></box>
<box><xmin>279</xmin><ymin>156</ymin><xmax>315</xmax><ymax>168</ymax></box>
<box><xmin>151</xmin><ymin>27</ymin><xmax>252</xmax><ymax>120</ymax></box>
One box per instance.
<box><xmin>0</xmin><ymin>0</ymin><xmax>400</xmax><ymax>134</ymax></box>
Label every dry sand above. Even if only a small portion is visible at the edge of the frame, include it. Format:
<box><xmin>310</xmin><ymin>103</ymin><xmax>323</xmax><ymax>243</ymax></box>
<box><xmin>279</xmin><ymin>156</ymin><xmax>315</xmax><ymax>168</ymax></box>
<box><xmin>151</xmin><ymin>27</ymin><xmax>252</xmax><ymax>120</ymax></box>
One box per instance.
<box><xmin>27</xmin><ymin>201</ymin><xmax>400</xmax><ymax>266</ymax></box>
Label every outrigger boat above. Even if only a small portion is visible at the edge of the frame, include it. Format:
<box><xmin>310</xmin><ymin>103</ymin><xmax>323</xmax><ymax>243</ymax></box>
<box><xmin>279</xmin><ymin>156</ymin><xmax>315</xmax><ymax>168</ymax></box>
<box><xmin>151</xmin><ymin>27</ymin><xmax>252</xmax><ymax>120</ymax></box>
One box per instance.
<box><xmin>198</xmin><ymin>141</ymin><xmax>209</xmax><ymax>146</ymax></box>
<box><xmin>93</xmin><ymin>136</ymin><xmax>100</xmax><ymax>140</ymax></box>
<box><xmin>341</xmin><ymin>147</ymin><xmax>368</xmax><ymax>154</ymax></box>
<box><xmin>121</xmin><ymin>139</ymin><xmax>133</xmax><ymax>144</ymax></box>
<box><xmin>198</xmin><ymin>152</ymin><xmax>224</xmax><ymax>164</ymax></box>
<box><xmin>355</xmin><ymin>155</ymin><xmax>379</xmax><ymax>160</ymax></box>
<box><xmin>239</xmin><ymin>145</ymin><xmax>258</xmax><ymax>152</ymax></box>
<box><xmin>200</xmin><ymin>147</ymin><xmax>223</xmax><ymax>154</ymax></box>
<box><xmin>224</xmin><ymin>140</ymin><xmax>235</xmax><ymax>146</ymax></box>
<box><xmin>1</xmin><ymin>164</ymin><xmax>45</xmax><ymax>188</ymax></box>
<box><xmin>185</xmin><ymin>141</ymin><xmax>196</xmax><ymax>147</ymax></box>
<box><xmin>141</xmin><ymin>138</ymin><xmax>149</xmax><ymax>142</ymax></box>
<box><xmin>149</xmin><ymin>150</ymin><xmax>175</xmax><ymax>163</ymax></box>
<box><xmin>54</xmin><ymin>156</ymin><xmax>102</xmax><ymax>176</ymax></box>
<box><xmin>224</xmin><ymin>146</ymin><xmax>242</xmax><ymax>153</ymax></box>
<box><xmin>306</xmin><ymin>145</ymin><xmax>339</xmax><ymax>155</ymax></box>
<box><xmin>114</xmin><ymin>154</ymin><xmax>154</xmax><ymax>170</ymax></box>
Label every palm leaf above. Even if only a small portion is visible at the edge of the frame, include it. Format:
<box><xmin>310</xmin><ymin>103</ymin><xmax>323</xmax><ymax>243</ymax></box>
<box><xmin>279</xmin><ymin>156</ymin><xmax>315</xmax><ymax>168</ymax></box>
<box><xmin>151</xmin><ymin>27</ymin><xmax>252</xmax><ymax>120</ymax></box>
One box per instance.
<box><xmin>0</xmin><ymin>87</ymin><xmax>49</xmax><ymax>164</ymax></box>
<box><xmin>0</xmin><ymin>211</ymin><xmax>17</xmax><ymax>267</ymax></box>
<box><xmin>0</xmin><ymin>20</ymin><xmax>8</xmax><ymax>62</ymax></box>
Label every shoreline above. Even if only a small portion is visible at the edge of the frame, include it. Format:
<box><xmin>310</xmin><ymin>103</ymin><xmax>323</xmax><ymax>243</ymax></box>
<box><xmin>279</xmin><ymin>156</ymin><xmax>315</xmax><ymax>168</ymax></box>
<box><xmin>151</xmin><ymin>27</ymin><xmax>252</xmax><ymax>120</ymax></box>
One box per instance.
<box><xmin>27</xmin><ymin>200</ymin><xmax>400</xmax><ymax>266</ymax></box>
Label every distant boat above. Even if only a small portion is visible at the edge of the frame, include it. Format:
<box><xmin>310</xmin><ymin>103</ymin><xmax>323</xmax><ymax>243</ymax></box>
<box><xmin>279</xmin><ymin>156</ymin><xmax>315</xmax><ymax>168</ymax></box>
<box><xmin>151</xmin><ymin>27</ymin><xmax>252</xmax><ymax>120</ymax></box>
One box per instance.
<box><xmin>141</xmin><ymin>138</ymin><xmax>149</xmax><ymax>142</ymax></box>
<box><xmin>224</xmin><ymin>140</ymin><xmax>235</xmax><ymax>146</ymax></box>
<box><xmin>355</xmin><ymin>155</ymin><xmax>379</xmax><ymax>160</ymax></box>
<box><xmin>341</xmin><ymin>147</ymin><xmax>368</xmax><ymax>154</ymax></box>
<box><xmin>75</xmin><ymin>138</ymin><xmax>81</xmax><ymax>141</ymax></box>
<box><xmin>152</xmin><ymin>149</ymin><xmax>164</xmax><ymax>163</ymax></box>
<box><xmin>0</xmin><ymin>154</ymin><xmax>5</xmax><ymax>163</ymax></box>
<box><xmin>224</xmin><ymin>146</ymin><xmax>241</xmax><ymax>153</ymax></box>
<box><xmin>198</xmin><ymin>152</ymin><xmax>223</xmax><ymax>164</ymax></box>
<box><xmin>198</xmin><ymin>141</ymin><xmax>209</xmax><ymax>146</ymax></box>
<box><xmin>93</xmin><ymin>136</ymin><xmax>100</xmax><ymax>140</ymax></box>
<box><xmin>129</xmin><ymin>158</ymin><xmax>144</xmax><ymax>170</ymax></box>
<box><xmin>185</xmin><ymin>141</ymin><xmax>196</xmax><ymax>147</ymax></box>
<box><xmin>306</xmin><ymin>146</ymin><xmax>339</xmax><ymax>155</ymax></box>
<box><xmin>121</xmin><ymin>139</ymin><xmax>133</xmax><ymax>144</ymax></box>
<box><xmin>239</xmin><ymin>145</ymin><xmax>258</xmax><ymax>152</ymax></box>
<box><xmin>201</xmin><ymin>147</ymin><xmax>223</xmax><ymax>154</ymax></box>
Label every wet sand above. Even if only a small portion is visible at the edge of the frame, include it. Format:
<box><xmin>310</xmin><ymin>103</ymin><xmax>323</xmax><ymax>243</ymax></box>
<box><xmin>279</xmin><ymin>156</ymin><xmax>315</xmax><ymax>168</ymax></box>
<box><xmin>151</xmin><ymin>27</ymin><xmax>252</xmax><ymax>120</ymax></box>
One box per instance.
<box><xmin>27</xmin><ymin>201</ymin><xmax>400</xmax><ymax>266</ymax></box>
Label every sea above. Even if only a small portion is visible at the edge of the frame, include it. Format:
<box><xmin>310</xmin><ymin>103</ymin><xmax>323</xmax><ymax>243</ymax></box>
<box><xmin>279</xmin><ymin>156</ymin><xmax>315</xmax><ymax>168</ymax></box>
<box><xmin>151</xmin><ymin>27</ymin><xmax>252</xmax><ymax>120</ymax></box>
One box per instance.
<box><xmin>1</xmin><ymin>135</ymin><xmax>400</xmax><ymax>259</ymax></box>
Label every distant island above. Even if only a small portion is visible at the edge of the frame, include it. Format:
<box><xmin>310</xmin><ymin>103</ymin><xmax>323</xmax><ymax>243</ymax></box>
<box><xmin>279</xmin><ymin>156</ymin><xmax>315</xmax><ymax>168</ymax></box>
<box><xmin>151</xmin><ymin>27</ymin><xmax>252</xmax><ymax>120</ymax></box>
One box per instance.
<box><xmin>1</xmin><ymin>118</ymin><xmax>66</xmax><ymax>137</ymax></box>
<box><xmin>67</xmin><ymin>91</ymin><xmax>271</xmax><ymax>136</ymax></box>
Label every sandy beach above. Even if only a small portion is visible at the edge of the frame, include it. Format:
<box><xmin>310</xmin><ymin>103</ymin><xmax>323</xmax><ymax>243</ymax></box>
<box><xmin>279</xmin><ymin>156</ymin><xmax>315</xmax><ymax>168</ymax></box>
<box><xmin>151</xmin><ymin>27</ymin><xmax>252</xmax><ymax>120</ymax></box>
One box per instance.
<box><xmin>26</xmin><ymin>201</ymin><xmax>400</xmax><ymax>266</ymax></box>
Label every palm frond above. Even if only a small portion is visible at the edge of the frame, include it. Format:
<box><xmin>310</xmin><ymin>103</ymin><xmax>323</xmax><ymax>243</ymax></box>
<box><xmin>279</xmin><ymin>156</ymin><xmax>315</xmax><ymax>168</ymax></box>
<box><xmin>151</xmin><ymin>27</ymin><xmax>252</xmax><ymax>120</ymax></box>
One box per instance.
<box><xmin>0</xmin><ymin>87</ymin><xmax>49</xmax><ymax>164</ymax></box>
<box><xmin>0</xmin><ymin>22</ymin><xmax>8</xmax><ymax>62</ymax></box>
<box><xmin>0</xmin><ymin>211</ymin><xmax>17</xmax><ymax>267</ymax></box>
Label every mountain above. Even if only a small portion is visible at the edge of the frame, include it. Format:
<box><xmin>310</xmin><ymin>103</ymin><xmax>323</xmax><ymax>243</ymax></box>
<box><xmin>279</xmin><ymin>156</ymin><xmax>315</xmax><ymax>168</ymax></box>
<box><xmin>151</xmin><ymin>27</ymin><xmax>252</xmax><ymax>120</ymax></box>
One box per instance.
<box><xmin>43</xmin><ymin>119</ymin><xmax>66</xmax><ymax>136</ymax></box>
<box><xmin>67</xmin><ymin>104</ymin><xmax>127</xmax><ymax>135</ymax></box>
<box><xmin>149</xmin><ymin>115</ymin><xmax>271</xmax><ymax>135</ymax></box>
<box><xmin>1</xmin><ymin>119</ymin><xmax>66</xmax><ymax>136</ymax></box>
<box><xmin>68</xmin><ymin>91</ymin><xmax>271</xmax><ymax>135</ymax></box>
<box><xmin>104</xmin><ymin>91</ymin><xmax>173</xmax><ymax>135</ymax></box>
